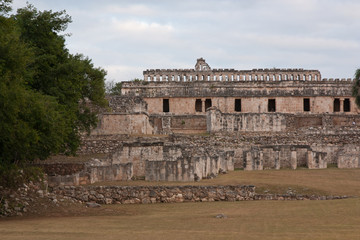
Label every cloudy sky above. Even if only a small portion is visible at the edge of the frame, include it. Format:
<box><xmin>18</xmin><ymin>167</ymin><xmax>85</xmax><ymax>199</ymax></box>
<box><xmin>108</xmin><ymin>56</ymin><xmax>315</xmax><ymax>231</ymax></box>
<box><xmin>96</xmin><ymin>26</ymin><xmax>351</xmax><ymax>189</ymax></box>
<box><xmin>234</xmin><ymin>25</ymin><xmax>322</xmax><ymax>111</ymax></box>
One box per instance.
<box><xmin>11</xmin><ymin>0</ymin><xmax>360</xmax><ymax>82</ymax></box>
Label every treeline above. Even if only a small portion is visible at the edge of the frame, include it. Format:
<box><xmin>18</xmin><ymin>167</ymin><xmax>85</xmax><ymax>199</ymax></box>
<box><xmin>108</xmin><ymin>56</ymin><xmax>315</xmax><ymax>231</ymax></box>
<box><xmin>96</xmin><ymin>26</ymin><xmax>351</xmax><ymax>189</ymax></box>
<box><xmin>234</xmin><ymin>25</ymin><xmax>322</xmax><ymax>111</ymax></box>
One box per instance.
<box><xmin>0</xmin><ymin>0</ymin><xmax>107</xmax><ymax>181</ymax></box>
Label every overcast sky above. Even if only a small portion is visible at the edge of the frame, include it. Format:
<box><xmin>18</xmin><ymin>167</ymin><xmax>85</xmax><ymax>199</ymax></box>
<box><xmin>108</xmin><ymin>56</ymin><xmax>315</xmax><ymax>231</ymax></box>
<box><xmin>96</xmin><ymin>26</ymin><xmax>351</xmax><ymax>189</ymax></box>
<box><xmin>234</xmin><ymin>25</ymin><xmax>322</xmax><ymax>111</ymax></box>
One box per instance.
<box><xmin>11</xmin><ymin>0</ymin><xmax>360</xmax><ymax>82</ymax></box>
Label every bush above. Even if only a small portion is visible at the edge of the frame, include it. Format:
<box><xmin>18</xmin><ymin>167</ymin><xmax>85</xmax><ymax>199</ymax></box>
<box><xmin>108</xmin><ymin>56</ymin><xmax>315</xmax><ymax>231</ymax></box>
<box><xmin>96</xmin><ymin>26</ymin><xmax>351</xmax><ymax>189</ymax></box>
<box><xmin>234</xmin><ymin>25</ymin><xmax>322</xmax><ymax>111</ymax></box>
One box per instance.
<box><xmin>0</xmin><ymin>164</ymin><xmax>44</xmax><ymax>189</ymax></box>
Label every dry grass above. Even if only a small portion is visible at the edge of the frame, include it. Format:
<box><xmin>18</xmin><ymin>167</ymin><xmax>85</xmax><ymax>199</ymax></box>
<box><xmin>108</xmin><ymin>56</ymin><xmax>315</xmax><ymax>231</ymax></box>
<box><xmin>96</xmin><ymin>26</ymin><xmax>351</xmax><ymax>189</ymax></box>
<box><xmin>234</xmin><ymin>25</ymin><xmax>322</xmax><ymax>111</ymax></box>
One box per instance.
<box><xmin>1</xmin><ymin>169</ymin><xmax>360</xmax><ymax>240</ymax></box>
<box><xmin>92</xmin><ymin>168</ymin><xmax>360</xmax><ymax>196</ymax></box>
<box><xmin>1</xmin><ymin>199</ymin><xmax>360</xmax><ymax>240</ymax></box>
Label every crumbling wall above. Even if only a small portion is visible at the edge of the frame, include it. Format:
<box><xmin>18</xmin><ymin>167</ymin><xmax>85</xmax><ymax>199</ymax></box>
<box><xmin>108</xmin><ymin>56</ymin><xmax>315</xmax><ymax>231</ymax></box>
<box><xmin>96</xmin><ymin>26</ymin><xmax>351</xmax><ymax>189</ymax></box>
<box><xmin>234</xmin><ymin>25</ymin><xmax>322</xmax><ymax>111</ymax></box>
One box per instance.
<box><xmin>207</xmin><ymin>107</ymin><xmax>360</xmax><ymax>133</ymax></box>
<box><xmin>243</xmin><ymin>145</ymin><xmax>327</xmax><ymax>170</ymax></box>
<box><xmin>54</xmin><ymin>185</ymin><xmax>256</xmax><ymax>204</ymax></box>
<box><xmin>110</xmin><ymin>142</ymin><xmax>164</xmax><ymax>176</ymax></box>
<box><xmin>43</xmin><ymin>161</ymin><xmax>133</xmax><ymax>186</ymax></box>
<box><xmin>207</xmin><ymin>107</ymin><xmax>288</xmax><ymax>132</ymax></box>
<box><xmin>108</xmin><ymin>96</ymin><xmax>147</xmax><ymax>113</ymax></box>
<box><xmin>146</xmin><ymin>149</ymin><xmax>234</xmax><ymax>181</ymax></box>
<box><xmin>149</xmin><ymin>114</ymin><xmax>207</xmax><ymax>134</ymax></box>
<box><xmin>337</xmin><ymin>145</ymin><xmax>360</xmax><ymax>168</ymax></box>
<box><xmin>91</xmin><ymin>113</ymin><xmax>154</xmax><ymax>135</ymax></box>
<box><xmin>109</xmin><ymin>140</ymin><xmax>234</xmax><ymax>181</ymax></box>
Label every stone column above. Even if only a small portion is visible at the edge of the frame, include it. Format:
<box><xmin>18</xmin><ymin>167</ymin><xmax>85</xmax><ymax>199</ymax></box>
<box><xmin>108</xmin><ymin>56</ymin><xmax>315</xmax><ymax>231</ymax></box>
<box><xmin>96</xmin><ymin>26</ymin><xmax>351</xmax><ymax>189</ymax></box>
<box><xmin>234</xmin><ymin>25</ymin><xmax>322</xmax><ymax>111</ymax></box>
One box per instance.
<box><xmin>274</xmin><ymin>146</ymin><xmax>280</xmax><ymax>170</ymax></box>
<box><xmin>307</xmin><ymin>150</ymin><xmax>314</xmax><ymax>169</ymax></box>
<box><xmin>245</xmin><ymin>151</ymin><xmax>253</xmax><ymax>170</ymax></box>
<box><xmin>290</xmin><ymin>147</ymin><xmax>297</xmax><ymax>170</ymax></box>
<box><xmin>258</xmin><ymin>151</ymin><xmax>264</xmax><ymax>170</ymax></box>
<box><xmin>340</xmin><ymin>98</ymin><xmax>344</xmax><ymax>112</ymax></box>
<box><xmin>202</xmin><ymin>99</ymin><xmax>205</xmax><ymax>112</ymax></box>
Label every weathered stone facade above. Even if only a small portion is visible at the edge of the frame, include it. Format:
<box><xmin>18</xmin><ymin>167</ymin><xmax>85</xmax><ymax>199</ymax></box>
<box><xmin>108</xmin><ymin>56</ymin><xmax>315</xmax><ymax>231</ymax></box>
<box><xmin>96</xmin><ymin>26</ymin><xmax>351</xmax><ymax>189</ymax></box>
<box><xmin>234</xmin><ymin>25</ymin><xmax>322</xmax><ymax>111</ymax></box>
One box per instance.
<box><xmin>42</xmin><ymin>58</ymin><xmax>360</xmax><ymax>186</ymax></box>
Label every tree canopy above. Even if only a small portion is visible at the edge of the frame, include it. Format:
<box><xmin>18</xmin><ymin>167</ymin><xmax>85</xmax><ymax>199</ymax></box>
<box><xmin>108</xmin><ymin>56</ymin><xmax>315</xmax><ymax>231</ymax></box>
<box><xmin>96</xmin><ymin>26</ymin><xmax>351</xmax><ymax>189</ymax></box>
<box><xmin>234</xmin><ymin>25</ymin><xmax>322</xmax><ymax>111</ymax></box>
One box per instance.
<box><xmin>0</xmin><ymin>1</ymin><xmax>107</xmax><ymax>166</ymax></box>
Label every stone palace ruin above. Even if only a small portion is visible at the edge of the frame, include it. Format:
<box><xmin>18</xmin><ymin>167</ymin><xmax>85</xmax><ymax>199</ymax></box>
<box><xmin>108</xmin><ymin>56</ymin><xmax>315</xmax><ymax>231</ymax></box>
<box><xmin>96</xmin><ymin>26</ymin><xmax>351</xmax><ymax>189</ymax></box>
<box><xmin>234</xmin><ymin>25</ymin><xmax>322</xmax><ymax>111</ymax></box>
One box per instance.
<box><xmin>45</xmin><ymin>58</ymin><xmax>360</xmax><ymax>186</ymax></box>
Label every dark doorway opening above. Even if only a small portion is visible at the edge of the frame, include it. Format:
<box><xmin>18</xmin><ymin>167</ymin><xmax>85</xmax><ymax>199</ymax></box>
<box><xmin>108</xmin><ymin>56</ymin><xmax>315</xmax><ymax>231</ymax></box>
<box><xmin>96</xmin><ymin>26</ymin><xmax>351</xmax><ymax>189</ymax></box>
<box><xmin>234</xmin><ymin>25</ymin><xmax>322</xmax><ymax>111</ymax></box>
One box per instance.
<box><xmin>344</xmin><ymin>98</ymin><xmax>350</xmax><ymax>112</ymax></box>
<box><xmin>195</xmin><ymin>99</ymin><xmax>202</xmax><ymax>112</ymax></box>
<box><xmin>163</xmin><ymin>99</ymin><xmax>169</xmax><ymax>112</ymax></box>
<box><xmin>268</xmin><ymin>99</ymin><xmax>276</xmax><ymax>112</ymax></box>
<box><xmin>303</xmin><ymin>98</ymin><xmax>310</xmax><ymax>112</ymax></box>
<box><xmin>205</xmin><ymin>99</ymin><xmax>212</xmax><ymax>110</ymax></box>
<box><xmin>235</xmin><ymin>99</ymin><xmax>241</xmax><ymax>112</ymax></box>
<box><xmin>333</xmin><ymin>98</ymin><xmax>340</xmax><ymax>112</ymax></box>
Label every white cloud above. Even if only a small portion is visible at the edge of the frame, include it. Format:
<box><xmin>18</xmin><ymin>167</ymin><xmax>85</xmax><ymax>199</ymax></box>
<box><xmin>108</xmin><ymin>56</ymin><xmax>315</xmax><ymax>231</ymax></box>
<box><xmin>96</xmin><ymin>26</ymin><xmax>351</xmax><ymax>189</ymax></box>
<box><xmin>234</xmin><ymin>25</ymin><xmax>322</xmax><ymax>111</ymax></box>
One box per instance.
<box><xmin>111</xmin><ymin>19</ymin><xmax>174</xmax><ymax>33</ymax></box>
<box><xmin>244</xmin><ymin>34</ymin><xmax>360</xmax><ymax>51</ymax></box>
<box><xmin>104</xmin><ymin>4</ymin><xmax>155</xmax><ymax>16</ymax></box>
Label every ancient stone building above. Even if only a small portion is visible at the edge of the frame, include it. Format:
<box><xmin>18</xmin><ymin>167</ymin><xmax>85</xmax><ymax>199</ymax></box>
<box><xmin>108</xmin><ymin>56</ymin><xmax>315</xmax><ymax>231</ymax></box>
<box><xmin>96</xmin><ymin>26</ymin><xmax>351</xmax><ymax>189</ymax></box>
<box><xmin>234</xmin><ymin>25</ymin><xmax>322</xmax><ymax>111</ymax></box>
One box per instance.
<box><xmin>123</xmin><ymin>58</ymin><xmax>357</xmax><ymax>116</ymax></box>
<box><xmin>43</xmin><ymin>58</ymin><xmax>360</xmax><ymax>185</ymax></box>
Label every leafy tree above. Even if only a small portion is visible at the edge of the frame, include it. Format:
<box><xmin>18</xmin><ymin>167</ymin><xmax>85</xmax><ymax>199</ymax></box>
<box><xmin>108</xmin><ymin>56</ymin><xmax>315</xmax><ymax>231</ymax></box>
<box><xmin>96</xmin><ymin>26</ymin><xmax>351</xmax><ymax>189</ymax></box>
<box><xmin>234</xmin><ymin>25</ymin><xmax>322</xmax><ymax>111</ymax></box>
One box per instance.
<box><xmin>352</xmin><ymin>69</ymin><xmax>360</xmax><ymax>107</ymax></box>
<box><xmin>13</xmin><ymin>4</ymin><xmax>107</xmax><ymax>154</ymax></box>
<box><xmin>0</xmin><ymin>5</ymin><xmax>66</xmax><ymax>165</ymax></box>
<box><xmin>0</xmin><ymin>0</ymin><xmax>12</xmax><ymax>14</ymax></box>
<box><xmin>0</xmin><ymin>2</ymin><xmax>107</xmax><ymax>170</ymax></box>
<box><xmin>106</xmin><ymin>80</ymin><xmax>122</xmax><ymax>95</ymax></box>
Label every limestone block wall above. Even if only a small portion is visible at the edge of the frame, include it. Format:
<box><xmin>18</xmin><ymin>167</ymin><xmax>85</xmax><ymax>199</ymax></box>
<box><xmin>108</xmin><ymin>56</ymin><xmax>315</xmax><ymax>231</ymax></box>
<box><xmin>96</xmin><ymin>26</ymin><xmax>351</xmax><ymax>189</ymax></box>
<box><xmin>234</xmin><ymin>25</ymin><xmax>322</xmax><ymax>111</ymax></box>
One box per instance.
<box><xmin>207</xmin><ymin>108</ymin><xmax>360</xmax><ymax>133</ymax></box>
<box><xmin>44</xmin><ymin>162</ymin><xmax>133</xmax><ymax>186</ymax></box>
<box><xmin>243</xmin><ymin>145</ymin><xmax>327</xmax><ymax>170</ymax></box>
<box><xmin>146</xmin><ymin>150</ymin><xmax>234</xmax><ymax>181</ymax></box>
<box><xmin>207</xmin><ymin>107</ymin><xmax>288</xmax><ymax>132</ymax></box>
<box><xmin>337</xmin><ymin>145</ymin><xmax>360</xmax><ymax>168</ymax></box>
<box><xmin>108</xmin><ymin>96</ymin><xmax>147</xmax><ymax>113</ymax></box>
<box><xmin>109</xmin><ymin>140</ymin><xmax>234</xmax><ymax>181</ymax></box>
<box><xmin>143</xmin><ymin>96</ymin><xmax>358</xmax><ymax>115</ymax></box>
<box><xmin>121</xmin><ymin>79</ymin><xmax>354</xmax><ymax>100</ymax></box>
<box><xmin>91</xmin><ymin>113</ymin><xmax>154</xmax><ymax>135</ymax></box>
<box><xmin>149</xmin><ymin>114</ymin><xmax>207</xmax><ymax>134</ymax></box>
<box><xmin>110</xmin><ymin>142</ymin><xmax>164</xmax><ymax>176</ymax></box>
<box><xmin>54</xmin><ymin>185</ymin><xmax>256</xmax><ymax>204</ymax></box>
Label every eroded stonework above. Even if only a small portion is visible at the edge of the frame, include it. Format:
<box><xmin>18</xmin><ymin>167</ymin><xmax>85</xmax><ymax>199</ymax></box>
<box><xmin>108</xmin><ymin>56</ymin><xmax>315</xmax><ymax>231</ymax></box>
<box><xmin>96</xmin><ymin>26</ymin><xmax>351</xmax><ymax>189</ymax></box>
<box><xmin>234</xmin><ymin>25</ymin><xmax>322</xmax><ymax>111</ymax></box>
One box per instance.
<box><xmin>41</xmin><ymin>58</ymin><xmax>360</xmax><ymax>185</ymax></box>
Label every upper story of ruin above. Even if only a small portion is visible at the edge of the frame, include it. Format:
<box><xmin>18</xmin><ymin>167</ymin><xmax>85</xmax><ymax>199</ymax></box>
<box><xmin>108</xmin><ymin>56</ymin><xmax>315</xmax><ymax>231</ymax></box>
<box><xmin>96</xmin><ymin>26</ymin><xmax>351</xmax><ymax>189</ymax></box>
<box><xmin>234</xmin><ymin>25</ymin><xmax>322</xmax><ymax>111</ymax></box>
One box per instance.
<box><xmin>121</xmin><ymin>58</ymin><xmax>355</xmax><ymax>98</ymax></box>
<box><xmin>143</xmin><ymin>58</ymin><xmax>323</xmax><ymax>82</ymax></box>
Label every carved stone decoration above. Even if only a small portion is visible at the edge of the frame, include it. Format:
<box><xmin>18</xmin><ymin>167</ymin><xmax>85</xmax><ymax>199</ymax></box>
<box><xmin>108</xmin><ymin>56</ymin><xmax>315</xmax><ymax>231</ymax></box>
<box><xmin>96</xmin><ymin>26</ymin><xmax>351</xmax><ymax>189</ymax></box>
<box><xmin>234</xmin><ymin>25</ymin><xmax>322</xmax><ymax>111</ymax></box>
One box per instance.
<box><xmin>195</xmin><ymin>58</ymin><xmax>211</xmax><ymax>71</ymax></box>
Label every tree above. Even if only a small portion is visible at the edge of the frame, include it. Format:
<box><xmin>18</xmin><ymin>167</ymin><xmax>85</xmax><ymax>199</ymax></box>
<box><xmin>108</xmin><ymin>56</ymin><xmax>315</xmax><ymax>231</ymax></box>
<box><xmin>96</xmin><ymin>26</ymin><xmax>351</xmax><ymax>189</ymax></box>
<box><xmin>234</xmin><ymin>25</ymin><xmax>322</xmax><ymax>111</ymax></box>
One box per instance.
<box><xmin>0</xmin><ymin>5</ymin><xmax>67</xmax><ymax>165</ymax></box>
<box><xmin>0</xmin><ymin>2</ymin><xmax>107</xmax><ymax>168</ymax></box>
<box><xmin>14</xmin><ymin>4</ymin><xmax>107</xmax><ymax>154</ymax></box>
<box><xmin>106</xmin><ymin>80</ymin><xmax>122</xmax><ymax>95</ymax></box>
<box><xmin>352</xmin><ymin>69</ymin><xmax>360</xmax><ymax>107</ymax></box>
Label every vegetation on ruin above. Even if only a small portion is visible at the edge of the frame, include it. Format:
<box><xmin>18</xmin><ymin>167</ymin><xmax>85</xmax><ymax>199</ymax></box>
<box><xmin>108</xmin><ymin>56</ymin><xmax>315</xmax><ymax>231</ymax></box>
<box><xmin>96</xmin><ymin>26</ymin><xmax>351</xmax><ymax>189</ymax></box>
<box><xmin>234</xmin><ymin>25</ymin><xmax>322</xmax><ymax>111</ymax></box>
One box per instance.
<box><xmin>352</xmin><ymin>68</ymin><xmax>360</xmax><ymax>107</ymax></box>
<box><xmin>0</xmin><ymin>1</ymin><xmax>107</xmax><ymax>186</ymax></box>
<box><xmin>106</xmin><ymin>80</ymin><xmax>122</xmax><ymax>95</ymax></box>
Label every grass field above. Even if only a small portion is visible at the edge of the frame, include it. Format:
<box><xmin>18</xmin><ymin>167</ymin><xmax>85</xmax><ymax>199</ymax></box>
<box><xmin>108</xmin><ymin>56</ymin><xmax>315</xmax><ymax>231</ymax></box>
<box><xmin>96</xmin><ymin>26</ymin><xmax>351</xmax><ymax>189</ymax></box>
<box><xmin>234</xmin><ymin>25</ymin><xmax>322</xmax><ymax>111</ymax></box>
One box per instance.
<box><xmin>92</xmin><ymin>168</ymin><xmax>360</xmax><ymax>196</ymax></box>
<box><xmin>1</xmin><ymin>169</ymin><xmax>360</xmax><ymax>240</ymax></box>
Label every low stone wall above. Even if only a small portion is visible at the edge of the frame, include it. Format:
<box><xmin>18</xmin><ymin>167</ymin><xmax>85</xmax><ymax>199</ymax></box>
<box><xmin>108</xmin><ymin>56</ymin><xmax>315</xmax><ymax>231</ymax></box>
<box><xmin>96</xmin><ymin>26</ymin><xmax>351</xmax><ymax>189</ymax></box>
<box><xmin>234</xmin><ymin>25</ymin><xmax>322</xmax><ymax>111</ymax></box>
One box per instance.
<box><xmin>36</xmin><ymin>163</ymin><xmax>85</xmax><ymax>176</ymax></box>
<box><xmin>53</xmin><ymin>185</ymin><xmax>256</xmax><ymax>204</ymax></box>
<box><xmin>254</xmin><ymin>194</ymin><xmax>350</xmax><ymax>201</ymax></box>
<box><xmin>44</xmin><ymin>162</ymin><xmax>133</xmax><ymax>186</ymax></box>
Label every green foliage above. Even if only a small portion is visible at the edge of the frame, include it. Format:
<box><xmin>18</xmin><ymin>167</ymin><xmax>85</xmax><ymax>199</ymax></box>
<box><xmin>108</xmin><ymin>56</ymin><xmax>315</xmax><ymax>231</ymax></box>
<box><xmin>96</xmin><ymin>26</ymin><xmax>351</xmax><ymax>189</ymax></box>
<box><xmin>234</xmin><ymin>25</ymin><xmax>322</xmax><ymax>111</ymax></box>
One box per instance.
<box><xmin>0</xmin><ymin>2</ymin><xmax>107</xmax><ymax>169</ymax></box>
<box><xmin>0</xmin><ymin>0</ymin><xmax>12</xmax><ymax>15</ymax></box>
<box><xmin>352</xmin><ymin>68</ymin><xmax>360</xmax><ymax>107</ymax></box>
<box><xmin>106</xmin><ymin>80</ymin><xmax>122</xmax><ymax>95</ymax></box>
<box><xmin>0</xmin><ymin>164</ymin><xmax>44</xmax><ymax>188</ymax></box>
